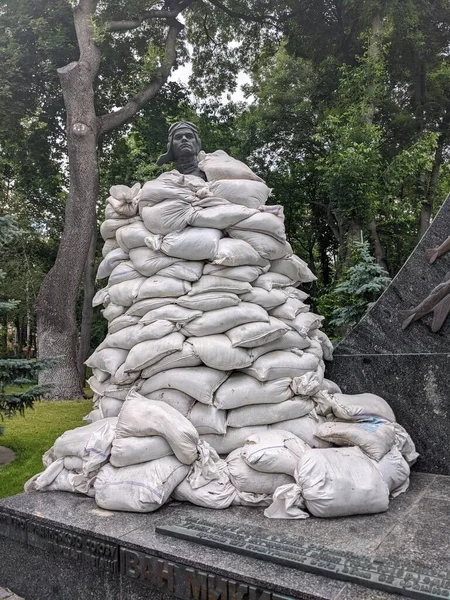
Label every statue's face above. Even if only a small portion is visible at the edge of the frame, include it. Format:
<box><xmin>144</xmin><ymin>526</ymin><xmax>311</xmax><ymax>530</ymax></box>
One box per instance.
<box><xmin>171</xmin><ymin>127</ymin><xmax>199</xmax><ymax>160</ymax></box>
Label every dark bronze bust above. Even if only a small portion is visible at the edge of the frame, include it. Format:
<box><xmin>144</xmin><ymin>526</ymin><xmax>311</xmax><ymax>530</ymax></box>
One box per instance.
<box><xmin>157</xmin><ymin>121</ymin><xmax>205</xmax><ymax>179</ymax></box>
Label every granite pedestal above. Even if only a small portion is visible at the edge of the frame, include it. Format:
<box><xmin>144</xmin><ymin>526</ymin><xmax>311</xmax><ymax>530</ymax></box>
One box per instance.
<box><xmin>1</xmin><ymin>472</ymin><xmax>450</xmax><ymax>600</ymax></box>
<box><xmin>327</xmin><ymin>193</ymin><xmax>450</xmax><ymax>474</ymax></box>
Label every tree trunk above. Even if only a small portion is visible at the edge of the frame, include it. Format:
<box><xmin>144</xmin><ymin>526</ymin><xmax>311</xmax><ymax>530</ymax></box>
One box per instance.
<box><xmin>369</xmin><ymin>219</ymin><xmax>388</xmax><ymax>272</ymax></box>
<box><xmin>78</xmin><ymin>230</ymin><xmax>97</xmax><ymax>386</ymax></box>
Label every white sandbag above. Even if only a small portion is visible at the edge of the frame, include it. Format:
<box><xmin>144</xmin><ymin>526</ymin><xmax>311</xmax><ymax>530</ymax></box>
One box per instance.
<box><xmin>110</xmin><ymin>363</ymin><xmax>141</xmax><ymax>385</ymax></box>
<box><xmin>97</xmin><ymin>248</ymin><xmax>129</xmax><ymax>280</ymax></box>
<box><xmin>100</xmin><ymin>216</ymin><xmax>140</xmax><ymax>240</ymax></box>
<box><xmin>187</xmin><ymin>335</ymin><xmax>252</xmax><ymax>370</ymax></box>
<box><xmin>110</xmin><ymin>436</ymin><xmax>173</xmax><ymax>467</ymax></box>
<box><xmin>122</xmin><ymin>332</ymin><xmax>184</xmax><ymax>372</ymax></box>
<box><xmin>203</xmin><ymin>264</ymin><xmax>263</xmax><ymax>282</ymax></box>
<box><xmin>181</xmin><ymin>303</ymin><xmax>269</xmax><ymax>337</ymax></box>
<box><xmin>270</xmin><ymin>415</ymin><xmax>332</xmax><ymax>448</ymax></box>
<box><xmin>190</xmin><ymin>204</ymin><xmax>258</xmax><ymax>229</ymax></box>
<box><xmin>264</xmin><ymin>447</ymin><xmax>389</xmax><ymax>519</ymax></box>
<box><xmin>250</xmin><ymin>330</ymin><xmax>311</xmax><ymax>360</ymax></box>
<box><xmin>99</xmin><ymin>397</ymin><xmax>124</xmax><ymax>418</ymax></box>
<box><xmin>116</xmin><ymin>221</ymin><xmax>152</xmax><ymax>252</ymax></box>
<box><xmin>285</xmin><ymin>286</ymin><xmax>309</xmax><ymax>301</ymax></box>
<box><xmin>241</xmin><ymin>430</ymin><xmax>309</xmax><ymax>476</ymax></box>
<box><xmin>241</xmin><ymin>287</ymin><xmax>288</xmax><ymax>309</ymax></box>
<box><xmin>83</xmin><ymin>409</ymin><xmax>103</xmax><ymax>423</ymax></box>
<box><xmin>126</xmin><ymin>297</ymin><xmax>178</xmax><ymax>317</ymax></box>
<box><xmin>129</xmin><ymin>247</ymin><xmax>179</xmax><ymax>277</ymax></box>
<box><xmin>230</xmin><ymin>212</ymin><xmax>286</xmax><ymax>242</ymax></box>
<box><xmin>102</xmin><ymin>303</ymin><xmax>126</xmax><ymax>321</ymax></box>
<box><xmin>177</xmin><ymin>291</ymin><xmax>241</xmax><ymax>311</ymax></box>
<box><xmin>25</xmin><ymin>460</ymin><xmax>97</xmax><ymax>496</ymax></box>
<box><xmin>98</xmin><ymin>321</ymin><xmax>176</xmax><ymax>351</ymax></box>
<box><xmin>139</xmin><ymin>172</ymin><xmax>197</xmax><ymax>206</ymax></box>
<box><xmin>242</xmin><ymin>350</ymin><xmax>320</xmax><ymax>381</ymax></box>
<box><xmin>85</xmin><ymin>348</ymin><xmax>128</xmax><ymax>375</ymax></box>
<box><xmin>227</xmin><ymin>448</ymin><xmax>293</xmax><ymax>494</ymax></box>
<box><xmin>92</xmin><ymin>287</ymin><xmax>110</xmax><ymax>308</ymax></box>
<box><xmin>115</xmin><ymin>390</ymin><xmax>199</xmax><ymax>464</ymax></box>
<box><xmin>316</xmin><ymin>420</ymin><xmax>396</xmax><ymax>461</ymax></box>
<box><xmin>290</xmin><ymin>371</ymin><xmax>323</xmax><ymax>397</ymax></box>
<box><xmin>227</xmin><ymin>229</ymin><xmax>289</xmax><ymax>261</ymax></box>
<box><xmin>157</xmin><ymin>261</ymin><xmax>203</xmax><ymax>282</ymax></box>
<box><xmin>372</xmin><ymin>447</ymin><xmax>410</xmax><ymax>497</ymax></box>
<box><xmin>91</xmin><ymin>367</ymin><xmax>110</xmax><ymax>383</ymax></box>
<box><xmin>94</xmin><ymin>457</ymin><xmax>189</xmax><ymax>512</ymax></box>
<box><xmin>102</xmin><ymin>238</ymin><xmax>119</xmax><ymax>257</ymax></box>
<box><xmin>107</xmin><ymin>183</ymin><xmax>140</xmax><ymax>217</ymax></box>
<box><xmin>227</xmin><ymin>397</ymin><xmax>314</xmax><ymax>428</ymax></box>
<box><xmin>208</xmin><ymin>179</ymin><xmax>271</xmax><ymax>208</ymax></box>
<box><xmin>139</xmin><ymin>367</ymin><xmax>229</xmax><ymax>405</ymax></box>
<box><xmin>141</xmin><ymin>344</ymin><xmax>202</xmax><ymax>378</ymax></box>
<box><xmin>108</xmin><ymin>278</ymin><xmax>146</xmax><ymax>306</ymax></box>
<box><xmin>150</xmin><ymin>227</ymin><xmax>223</xmax><ymax>261</ymax></box>
<box><xmin>108</xmin><ymin>261</ymin><xmax>141</xmax><ymax>287</ymax></box>
<box><xmin>143</xmin><ymin>388</ymin><xmax>195</xmax><ymax>416</ymax></box>
<box><xmin>108</xmin><ymin>314</ymin><xmax>140</xmax><ymax>334</ymax></box>
<box><xmin>310</xmin><ymin>329</ymin><xmax>334</xmax><ymax>361</ymax></box>
<box><xmin>320</xmin><ymin>378</ymin><xmax>342</xmax><ymax>394</ymax></box>
<box><xmin>53</xmin><ymin>418</ymin><xmax>117</xmax><ymax>460</ymax></box>
<box><xmin>198</xmin><ymin>150</ymin><xmax>264</xmax><ymax>182</ymax></box>
<box><xmin>102</xmin><ymin>384</ymin><xmax>132</xmax><ymax>401</ymax></box>
<box><xmin>283</xmin><ymin>312</ymin><xmax>324</xmax><ymax>337</ymax></box>
<box><xmin>63</xmin><ymin>456</ymin><xmax>84</xmax><ymax>471</ymax></box>
<box><xmin>304</xmin><ymin>339</ymin><xmax>323</xmax><ymax>360</ymax></box>
<box><xmin>269</xmin><ymin>298</ymin><xmax>309</xmax><ymax>320</ymax></box>
<box><xmin>226</xmin><ymin>317</ymin><xmax>290</xmax><ymax>348</ymax></box>
<box><xmin>86</xmin><ymin>375</ymin><xmax>111</xmax><ymax>397</ymax></box>
<box><xmin>214</xmin><ymin>374</ymin><xmax>293</xmax><ymax>409</ymax></box>
<box><xmin>201</xmin><ymin>426</ymin><xmax>269</xmax><ymax>455</ymax></box>
<box><xmin>188</xmin><ymin>403</ymin><xmax>227</xmax><ymax>435</ymax></box>
<box><xmin>393</xmin><ymin>423</ymin><xmax>419</xmax><ymax>465</ymax></box>
<box><xmin>271</xmin><ymin>256</ymin><xmax>316</xmax><ymax>283</ymax></box>
<box><xmin>314</xmin><ymin>391</ymin><xmax>396</xmax><ymax>422</ymax></box>
<box><xmin>214</xmin><ymin>238</ymin><xmax>270</xmax><ymax>268</ymax></box>
<box><xmin>173</xmin><ymin>460</ymin><xmax>236</xmax><ymax>509</ymax></box>
<box><xmin>137</xmin><ymin>276</ymin><xmax>191</xmax><ymax>300</ymax></box>
<box><xmin>188</xmin><ymin>276</ymin><xmax>251</xmax><ymax>296</ymax></box>
<box><xmin>141</xmin><ymin>200</ymin><xmax>194</xmax><ymax>235</ymax></box>
<box><xmin>140</xmin><ymin>305</ymin><xmax>202</xmax><ymax>326</ymax></box>
<box><xmin>253</xmin><ymin>272</ymin><xmax>296</xmax><ymax>291</ymax></box>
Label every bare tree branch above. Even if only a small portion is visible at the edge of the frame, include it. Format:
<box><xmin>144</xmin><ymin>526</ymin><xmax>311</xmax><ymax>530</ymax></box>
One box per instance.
<box><xmin>105</xmin><ymin>10</ymin><xmax>182</xmax><ymax>32</ymax></box>
<box><xmin>98</xmin><ymin>19</ymin><xmax>184</xmax><ymax>135</ymax></box>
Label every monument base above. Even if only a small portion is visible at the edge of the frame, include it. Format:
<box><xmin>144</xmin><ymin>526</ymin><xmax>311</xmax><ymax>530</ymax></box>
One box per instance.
<box><xmin>1</xmin><ymin>471</ymin><xmax>450</xmax><ymax>600</ymax></box>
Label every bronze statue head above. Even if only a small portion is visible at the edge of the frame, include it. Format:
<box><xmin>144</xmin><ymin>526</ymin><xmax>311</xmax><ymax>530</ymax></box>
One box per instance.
<box><xmin>156</xmin><ymin>121</ymin><xmax>202</xmax><ymax>167</ymax></box>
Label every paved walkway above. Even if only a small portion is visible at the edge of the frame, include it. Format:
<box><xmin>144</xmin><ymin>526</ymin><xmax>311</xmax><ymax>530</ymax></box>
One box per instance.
<box><xmin>0</xmin><ymin>587</ymin><xmax>23</xmax><ymax>600</ymax></box>
<box><xmin>0</xmin><ymin>447</ymin><xmax>15</xmax><ymax>468</ymax></box>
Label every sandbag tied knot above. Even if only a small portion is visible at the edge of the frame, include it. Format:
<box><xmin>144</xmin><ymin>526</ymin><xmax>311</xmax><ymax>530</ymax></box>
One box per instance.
<box><xmin>187</xmin><ymin>440</ymin><xmax>222</xmax><ymax>490</ymax></box>
<box><xmin>264</xmin><ymin>483</ymin><xmax>307</xmax><ymax>520</ymax></box>
<box><xmin>108</xmin><ymin>183</ymin><xmax>141</xmax><ymax>217</ymax></box>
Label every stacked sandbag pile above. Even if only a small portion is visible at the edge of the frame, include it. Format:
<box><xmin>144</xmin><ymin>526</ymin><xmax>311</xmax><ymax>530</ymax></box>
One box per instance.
<box><xmin>26</xmin><ymin>149</ymin><xmax>418</xmax><ymax>519</ymax></box>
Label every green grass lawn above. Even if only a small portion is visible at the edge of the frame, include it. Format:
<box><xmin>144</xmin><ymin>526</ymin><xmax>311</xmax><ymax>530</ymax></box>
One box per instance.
<box><xmin>0</xmin><ymin>399</ymin><xmax>92</xmax><ymax>498</ymax></box>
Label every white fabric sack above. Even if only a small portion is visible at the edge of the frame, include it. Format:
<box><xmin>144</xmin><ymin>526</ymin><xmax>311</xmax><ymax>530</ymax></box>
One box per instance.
<box><xmin>188</xmin><ymin>403</ymin><xmax>227</xmax><ymax>435</ymax></box>
<box><xmin>129</xmin><ymin>247</ymin><xmax>179</xmax><ymax>277</ymax></box>
<box><xmin>271</xmin><ymin>256</ymin><xmax>316</xmax><ymax>283</ymax></box>
<box><xmin>110</xmin><ymin>364</ymin><xmax>141</xmax><ymax>385</ymax></box>
<box><xmin>142</xmin><ymin>388</ymin><xmax>195</xmax><ymax>416</ymax></box>
<box><xmin>108</xmin><ymin>315</ymin><xmax>140</xmax><ymax>334</ymax></box>
<box><xmin>83</xmin><ymin>409</ymin><xmax>103</xmax><ymax>424</ymax></box>
<box><xmin>102</xmin><ymin>238</ymin><xmax>119</xmax><ymax>257</ymax></box>
<box><xmin>25</xmin><ymin>460</ymin><xmax>97</xmax><ymax>496</ymax></box>
<box><xmin>227</xmin><ymin>397</ymin><xmax>314</xmax><ymax>428</ymax></box>
<box><xmin>122</xmin><ymin>332</ymin><xmax>184</xmax><ymax>372</ymax></box>
<box><xmin>97</xmin><ymin>248</ymin><xmax>129</xmax><ymax>280</ymax></box>
<box><xmin>101</xmin><ymin>384</ymin><xmax>132</xmax><ymax>401</ymax></box>
<box><xmin>241</xmin><ymin>430</ymin><xmax>309</xmax><ymax>476</ymax></box>
<box><xmin>98</xmin><ymin>321</ymin><xmax>176</xmax><ymax>351</ymax></box>
<box><xmin>94</xmin><ymin>457</ymin><xmax>189</xmax><ymax>512</ymax></box>
<box><xmin>320</xmin><ymin>378</ymin><xmax>342</xmax><ymax>394</ymax></box>
<box><xmin>139</xmin><ymin>172</ymin><xmax>198</xmax><ymax>206</ymax></box>
<box><xmin>242</xmin><ymin>350</ymin><xmax>320</xmax><ymax>381</ymax></box>
<box><xmin>304</xmin><ymin>339</ymin><xmax>323</xmax><ymax>360</ymax></box>
<box><xmin>316</xmin><ymin>420</ymin><xmax>396</xmax><ymax>461</ymax></box>
<box><xmin>188</xmin><ymin>276</ymin><xmax>251</xmax><ymax>296</ymax></box>
<box><xmin>92</xmin><ymin>287</ymin><xmax>109</xmax><ymax>308</ymax></box>
<box><xmin>110</xmin><ymin>436</ymin><xmax>173</xmax><ymax>467</ymax></box>
<box><xmin>270</xmin><ymin>415</ymin><xmax>332</xmax><ymax>448</ymax></box>
<box><xmin>141</xmin><ymin>344</ymin><xmax>202</xmax><ymax>379</ymax></box>
<box><xmin>107</xmin><ymin>183</ymin><xmax>140</xmax><ymax>217</ymax></box>
<box><xmin>63</xmin><ymin>456</ymin><xmax>83</xmax><ymax>471</ymax></box>
<box><xmin>85</xmin><ymin>348</ymin><xmax>128</xmax><ymax>375</ymax></box>
<box><xmin>105</xmin><ymin>204</ymin><xmax>132</xmax><ymax>220</ymax></box>
<box><xmin>187</xmin><ymin>335</ymin><xmax>252</xmax><ymax>370</ymax></box>
<box><xmin>141</xmin><ymin>200</ymin><xmax>194</xmax><ymax>235</ymax></box>
<box><xmin>116</xmin><ymin>221</ymin><xmax>152</xmax><ymax>252</ymax></box>
<box><xmin>393</xmin><ymin>423</ymin><xmax>419</xmax><ymax>465</ymax></box>
<box><xmin>182</xmin><ymin>303</ymin><xmax>269</xmax><ymax>337</ymax></box>
<box><xmin>115</xmin><ymin>390</ymin><xmax>199</xmax><ymax>464</ymax></box>
<box><xmin>241</xmin><ymin>288</ymin><xmax>288</xmax><ymax>309</ymax></box>
<box><xmin>87</xmin><ymin>375</ymin><xmax>110</xmax><ymax>397</ymax></box>
<box><xmin>208</xmin><ymin>179</ymin><xmax>270</xmax><ymax>208</ymax></box>
<box><xmin>173</xmin><ymin>460</ymin><xmax>236</xmax><ymax>509</ymax></box>
<box><xmin>227</xmin><ymin>448</ymin><xmax>293</xmax><ymax>494</ymax></box>
<box><xmin>198</xmin><ymin>150</ymin><xmax>264</xmax><ymax>182</ymax></box>
<box><xmin>203</xmin><ymin>264</ymin><xmax>263</xmax><ymax>282</ymax></box>
<box><xmin>230</xmin><ymin>212</ymin><xmax>286</xmax><ymax>242</ymax></box>
<box><xmin>177</xmin><ymin>291</ymin><xmax>241</xmax><ymax>311</ymax></box>
<box><xmin>108</xmin><ymin>278</ymin><xmax>147</xmax><ymax>307</ymax></box>
<box><xmin>253</xmin><ymin>272</ymin><xmax>296</xmax><ymax>292</ymax></box>
<box><xmin>372</xmin><ymin>447</ymin><xmax>410</xmax><ymax>497</ymax></box>
<box><xmin>314</xmin><ymin>391</ymin><xmax>396</xmax><ymax>422</ymax></box>
<box><xmin>140</xmin><ymin>305</ymin><xmax>202</xmax><ymax>326</ymax></box>
<box><xmin>126</xmin><ymin>297</ymin><xmax>178</xmax><ymax>316</ymax></box>
<box><xmin>108</xmin><ymin>261</ymin><xmax>141</xmax><ymax>286</ymax></box>
<box><xmin>157</xmin><ymin>261</ymin><xmax>203</xmax><ymax>282</ymax></box>
<box><xmin>201</xmin><ymin>426</ymin><xmax>268</xmax><ymax>455</ymax></box>
<box><xmin>102</xmin><ymin>303</ymin><xmax>126</xmax><ymax>322</ymax></box>
<box><xmin>264</xmin><ymin>447</ymin><xmax>389</xmax><ymax>519</ymax></box>
<box><xmin>100</xmin><ymin>216</ymin><xmax>140</xmax><ymax>241</ymax></box>
<box><xmin>214</xmin><ymin>238</ymin><xmax>270</xmax><ymax>268</ymax></box>
<box><xmin>285</xmin><ymin>286</ymin><xmax>309</xmax><ymax>302</ymax></box>
<box><xmin>190</xmin><ymin>204</ymin><xmax>258</xmax><ymax>229</ymax></box>
<box><xmin>226</xmin><ymin>317</ymin><xmax>290</xmax><ymax>348</ymax></box>
<box><xmin>291</xmin><ymin>371</ymin><xmax>323</xmax><ymax>397</ymax></box>
<box><xmin>150</xmin><ymin>227</ymin><xmax>223</xmax><ymax>261</ymax></box>
<box><xmin>53</xmin><ymin>418</ymin><xmax>117</xmax><ymax>461</ymax></box>
<box><xmin>99</xmin><ymin>397</ymin><xmax>124</xmax><ymax>418</ymax></box>
<box><xmin>214</xmin><ymin>374</ymin><xmax>293</xmax><ymax>409</ymax></box>
<box><xmin>137</xmin><ymin>276</ymin><xmax>191</xmax><ymax>300</ymax></box>
<box><xmin>91</xmin><ymin>367</ymin><xmax>110</xmax><ymax>383</ymax></box>
<box><xmin>284</xmin><ymin>312</ymin><xmax>324</xmax><ymax>337</ymax></box>
<box><xmin>139</xmin><ymin>367</ymin><xmax>229</xmax><ymax>405</ymax></box>
<box><xmin>227</xmin><ymin>229</ymin><xmax>288</xmax><ymax>261</ymax></box>
<box><xmin>269</xmin><ymin>298</ymin><xmax>309</xmax><ymax>320</ymax></box>
<box><xmin>310</xmin><ymin>329</ymin><xmax>334</xmax><ymax>361</ymax></box>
